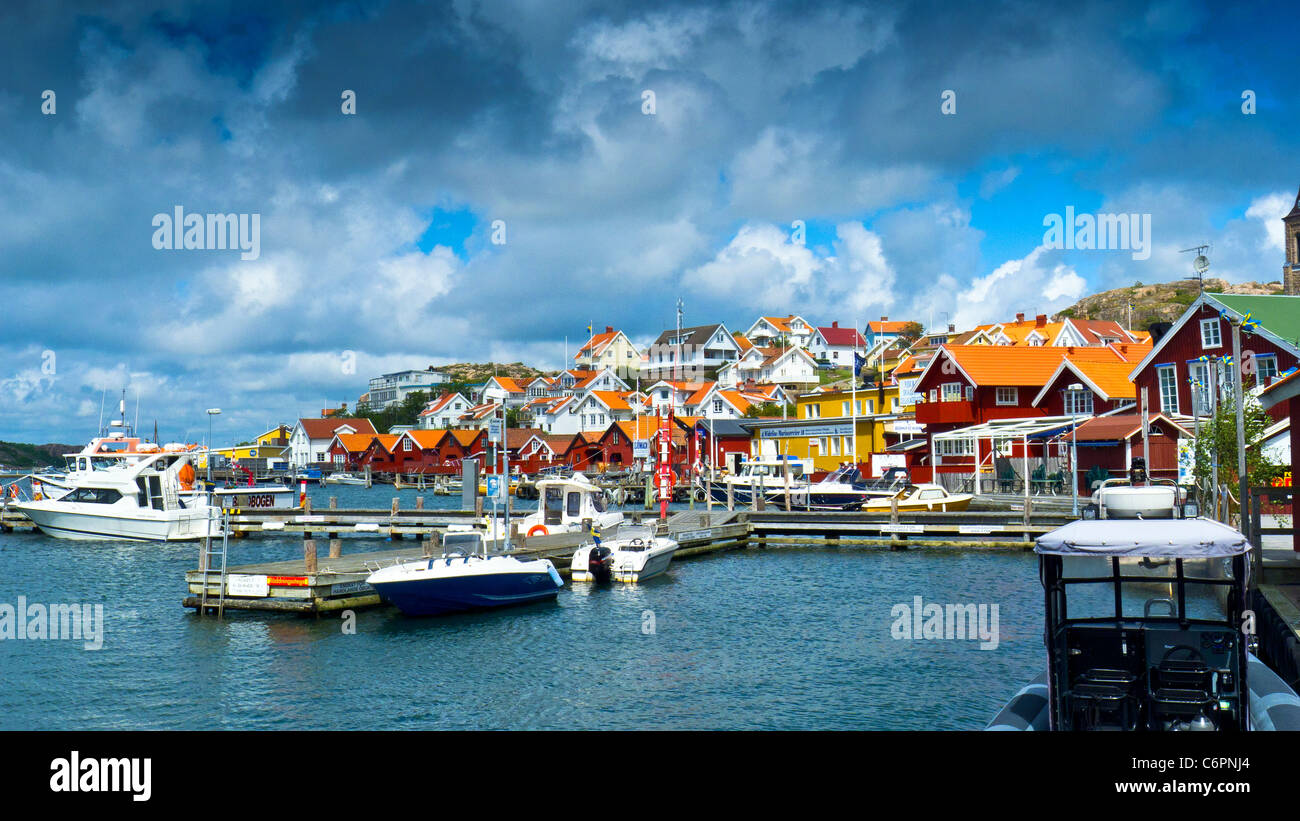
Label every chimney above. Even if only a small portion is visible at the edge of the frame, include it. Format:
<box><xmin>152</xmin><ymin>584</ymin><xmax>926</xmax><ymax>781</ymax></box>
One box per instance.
<box><xmin>832</xmin><ymin>321</ymin><xmax>839</xmax><ymax>328</ymax></box>
<box><xmin>880</xmin><ymin>316</ymin><xmax>888</xmax><ymax>322</ymax></box>
<box><xmin>1066</xmin><ymin>346</ymin><xmax>1075</xmax><ymax>355</ymax></box>
<box><xmin>1015</xmin><ymin>312</ymin><xmax>1025</xmax><ymax>323</ymax></box>
<box><xmin>605</xmin><ymin>326</ymin><xmax>613</xmax><ymax>334</ymax></box>
<box><xmin>1035</xmin><ymin>314</ymin><xmax>1047</xmax><ymax>327</ymax></box>
<box><xmin>948</xmin><ymin>323</ymin><xmax>956</xmax><ymax>333</ymax></box>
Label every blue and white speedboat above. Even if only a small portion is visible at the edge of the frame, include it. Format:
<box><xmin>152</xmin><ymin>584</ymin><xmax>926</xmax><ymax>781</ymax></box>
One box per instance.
<box><xmin>366</xmin><ymin>529</ymin><xmax>563</xmax><ymax>616</ymax></box>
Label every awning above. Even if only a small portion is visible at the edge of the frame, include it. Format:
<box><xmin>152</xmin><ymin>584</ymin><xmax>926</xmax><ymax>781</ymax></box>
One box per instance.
<box><xmin>930</xmin><ymin>415</ymin><xmax>1078</xmax><ymax>443</ymax></box>
<box><xmin>885</xmin><ymin>439</ymin><xmax>927</xmax><ymax>453</ymax></box>
<box><xmin>1035</xmin><ymin>519</ymin><xmax>1250</xmax><ymax>557</ymax></box>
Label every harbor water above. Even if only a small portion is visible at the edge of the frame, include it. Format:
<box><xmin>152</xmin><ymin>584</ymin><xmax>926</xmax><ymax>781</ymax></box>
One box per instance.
<box><xmin>0</xmin><ymin>485</ymin><xmax>1043</xmax><ymax>730</ymax></box>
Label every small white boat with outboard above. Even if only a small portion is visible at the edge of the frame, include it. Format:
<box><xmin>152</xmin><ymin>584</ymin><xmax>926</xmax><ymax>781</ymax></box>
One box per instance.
<box><xmin>987</xmin><ymin>482</ymin><xmax>1300</xmax><ymax>732</ymax></box>
<box><xmin>859</xmin><ymin>482</ymin><xmax>972</xmax><ymax>512</ymax></box>
<box><xmin>323</xmin><ymin>472</ymin><xmax>368</xmax><ymax>486</ymax></box>
<box><xmin>571</xmin><ymin>523</ymin><xmax>678</xmax><ymax>583</ymax></box>
<box><xmin>482</xmin><ymin>472</ymin><xmax>622</xmax><ymax>540</ymax></box>
<box><xmin>366</xmin><ymin>526</ymin><xmax>563</xmax><ymax>616</ymax></box>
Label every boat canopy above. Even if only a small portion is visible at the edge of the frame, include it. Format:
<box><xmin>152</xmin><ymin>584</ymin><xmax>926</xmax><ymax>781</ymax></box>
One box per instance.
<box><xmin>1035</xmin><ymin>519</ymin><xmax>1250</xmax><ymax>558</ymax></box>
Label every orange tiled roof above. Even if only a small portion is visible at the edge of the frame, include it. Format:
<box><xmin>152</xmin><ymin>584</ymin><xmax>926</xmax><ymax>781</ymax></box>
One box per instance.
<box><xmin>576</xmin><ymin>330</ymin><xmax>619</xmax><ymax>358</ymax></box>
<box><xmin>332</xmin><ymin>433</ymin><xmax>376</xmax><ymax>453</ymax></box>
<box><xmin>734</xmin><ymin>333</ymin><xmax>755</xmax><ymax>353</ymax></box>
<box><xmin>373</xmin><ymin>434</ymin><xmax>401</xmax><ymax>451</ymax></box>
<box><xmin>404</xmin><ymin>430</ymin><xmax>446</xmax><ymax>449</ymax></box>
<box><xmin>937</xmin><ymin>344</ymin><xmax>1126</xmax><ymax>387</ymax></box>
<box><xmin>587</xmin><ymin>390</ymin><xmax>631</xmax><ymax>411</ymax></box>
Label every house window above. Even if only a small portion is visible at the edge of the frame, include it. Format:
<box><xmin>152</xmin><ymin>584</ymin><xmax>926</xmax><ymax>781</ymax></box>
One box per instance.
<box><xmin>1064</xmin><ymin>390</ymin><xmax>1093</xmax><ymax>416</ymax></box>
<box><xmin>936</xmin><ymin>439</ymin><xmax>974</xmax><ymax>457</ymax></box>
<box><xmin>995</xmin><ymin>387</ymin><xmax>1018</xmax><ymax>406</ymax></box>
<box><xmin>842</xmin><ymin>401</ymin><xmax>850</xmax><ymax>415</ymax></box>
<box><xmin>713</xmin><ymin>400</ymin><xmax>723</xmax><ymax>414</ymax></box>
<box><xmin>829</xmin><ymin>437</ymin><xmax>840</xmax><ymax>456</ymax></box>
<box><xmin>818</xmin><ymin>437</ymin><xmax>829</xmax><ymax>453</ymax></box>
<box><xmin>403</xmin><ymin>439</ymin><xmax>412</xmax><ymax>451</ymax></box>
<box><xmin>928</xmin><ymin>389</ymin><xmax>938</xmax><ymax>402</ymax></box>
<box><xmin>1200</xmin><ymin>318</ymin><xmax>1222</xmax><ymax>349</ymax></box>
<box><xmin>1188</xmin><ymin>361</ymin><xmax>1215</xmax><ymax>414</ymax></box>
<box><xmin>1258</xmin><ymin>355</ymin><xmax>1279</xmax><ymax>385</ymax></box>
<box><xmin>1157</xmin><ymin>366</ymin><xmax>1179</xmax><ymax>413</ymax></box>
<box><xmin>941</xmin><ymin>383</ymin><xmax>963</xmax><ymax>402</ymax></box>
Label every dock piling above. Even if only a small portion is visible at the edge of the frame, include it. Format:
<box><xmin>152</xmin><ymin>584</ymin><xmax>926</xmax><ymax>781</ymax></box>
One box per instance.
<box><xmin>303</xmin><ymin>536</ymin><xmax>318</xmax><ymax>573</ymax></box>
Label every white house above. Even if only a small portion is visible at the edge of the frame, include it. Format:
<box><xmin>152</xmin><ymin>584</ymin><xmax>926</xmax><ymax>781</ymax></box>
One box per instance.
<box><xmin>717</xmin><ymin>346</ymin><xmax>818</xmax><ymax>391</ymax></box>
<box><xmin>744</xmin><ymin>315</ymin><xmax>814</xmax><ymax>348</ymax></box>
<box><xmin>417</xmin><ymin>393</ymin><xmax>471</xmax><ymax>429</ymax></box>
<box><xmin>365</xmin><ymin>367</ymin><xmax>452</xmax><ymax>409</ymax></box>
<box><xmin>568</xmin><ymin>390</ymin><xmax>636</xmax><ymax>431</ymax></box>
<box><xmin>289</xmin><ymin>417</ymin><xmax>378</xmax><ymax>468</ymax></box>
<box><xmin>644</xmin><ymin>324</ymin><xmax>743</xmax><ymax>382</ymax></box>
<box><xmin>807</xmin><ymin>322</ymin><xmax>868</xmax><ymax>366</ymax></box>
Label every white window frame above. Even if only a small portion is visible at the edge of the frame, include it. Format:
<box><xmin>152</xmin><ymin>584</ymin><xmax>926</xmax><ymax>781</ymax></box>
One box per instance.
<box><xmin>1157</xmin><ymin>365</ymin><xmax>1179</xmax><ymax>414</ymax></box>
<box><xmin>1200</xmin><ymin>318</ymin><xmax>1222</xmax><ymax>349</ymax></box>
<box><xmin>941</xmin><ymin>382</ymin><xmax>963</xmax><ymax>402</ymax></box>
<box><xmin>1257</xmin><ymin>354</ymin><xmax>1279</xmax><ymax>385</ymax></box>
<box><xmin>995</xmin><ymin>387</ymin><xmax>1018</xmax><ymax>406</ymax></box>
<box><xmin>1064</xmin><ymin>389</ymin><xmax>1093</xmax><ymax>416</ymax></box>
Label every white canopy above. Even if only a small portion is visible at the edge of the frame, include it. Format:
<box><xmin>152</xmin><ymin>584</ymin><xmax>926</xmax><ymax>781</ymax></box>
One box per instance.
<box><xmin>1036</xmin><ymin>518</ymin><xmax>1250</xmax><ymax>558</ymax></box>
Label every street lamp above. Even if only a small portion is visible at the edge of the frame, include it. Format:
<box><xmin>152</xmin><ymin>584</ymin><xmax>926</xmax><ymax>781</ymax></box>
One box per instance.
<box><xmin>1062</xmin><ymin>383</ymin><xmax>1084</xmax><ymax>516</ymax></box>
<box><xmin>205</xmin><ymin>408</ymin><xmax>222</xmax><ymax>485</ymax></box>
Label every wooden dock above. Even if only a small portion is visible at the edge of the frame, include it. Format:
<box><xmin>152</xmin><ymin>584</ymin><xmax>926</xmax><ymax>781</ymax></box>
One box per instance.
<box><xmin>183</xmin><ymin>511</ymin><xmax>751</xmax><ymax>614</ymax></box>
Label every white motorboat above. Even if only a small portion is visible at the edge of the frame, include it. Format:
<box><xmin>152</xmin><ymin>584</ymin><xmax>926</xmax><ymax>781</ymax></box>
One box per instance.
<box><xmin>860</xmin><ymin>483</ymin><xmax>973</xmax><ymax>512</ymax></box>
<box><xmin>571</xmin><ymin>524</ymin><xmax>677</xmax><ymax>583</ymax></box>
<box><xmin>366</xmin><ymin>527</ymin><xmax>563</xmax><ymax>615</ymax></box>
<box><xmin>323</xmin><ymin>472</ymin><xmax>369</xmax><ymax>486</ymax></box>
<box><xmin>483</xmin><ymin>472</ymin><xmax>622</xmax><ymax>540</ymax></box>
<box><xmin>10</xmin><ymin>450</ymin><xmax>220</xmax><ymax>541</ymax></box>
<box><xmin>1090</xmin><ymin>479</ymin><xmax>1182</xmax><ymax>519</ymax></box>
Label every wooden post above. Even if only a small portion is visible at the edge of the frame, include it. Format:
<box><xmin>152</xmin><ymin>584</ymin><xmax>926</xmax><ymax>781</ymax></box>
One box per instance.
<box><xmin>1023</xmin><ymin>496</ymin><xmax>1033</xmax><ymax>543</ymax></box>
<box><xmin>329</xmin><ymin>496</ymin><xmax>338</xmax><ymax>509</ymax></box>
<box><xmin>328</xmin><ymin>537</ymin><xmax>341</xmax><ymax>558</ymax></box>
<box><xmin>890</xmin><ymin>495</ymin><xmax>899</xmax><ymax>526</ymax></box>
<box><xmin>303</xmin><ymin>497</ymin><xmax>312</xmax><ymax>515</ymax></box>
<box><xmin>727</xmin><ymin>480</ymin><xmax>734</xmax><ymax>512</ymax></box>
<box><xmin>391</xmin><ymin>497</ymin><xmax>399</xmax><ymax>515</ymax></box>
<box><xmin>415</xmin><ymin>495</ymin><xmax>424</xmax><ymax>510</ymax></box>
<box><xmin>783</xmin><ymin>460</ymin><xmax>792</xmax><ymax>513</ymax></box>
<box><xmin>755</xmin><ymin>479</ymin><xmax>765</xmax><ymax>511</ymax></box>
<box><xmin>303</xmin><ymin>536</ymin><xmax>318</xmax><ymax>573</ymax></box>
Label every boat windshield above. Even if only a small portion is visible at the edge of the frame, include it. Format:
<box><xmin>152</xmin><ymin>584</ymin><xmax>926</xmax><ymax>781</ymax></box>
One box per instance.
<box><xmin>443</xmin><ymin>532</ymin><xmax>482</xmax><ymax>553</ymax></box>
<box><xmin>1057</xmin><ymin>555</ymin><xmax>1237</xmax><ymax>624</ymax></box>
<box><xmin>589</xmin><ymin>492</ymin><xmax>606</xmax><ymax>513</ymax></box>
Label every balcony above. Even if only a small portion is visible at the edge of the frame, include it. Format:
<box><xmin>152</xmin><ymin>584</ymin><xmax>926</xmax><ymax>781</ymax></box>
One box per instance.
<box><xmin>914</xmin><ymin>400</ymin><xmax>976</xmax><ymax>426</ymax></box>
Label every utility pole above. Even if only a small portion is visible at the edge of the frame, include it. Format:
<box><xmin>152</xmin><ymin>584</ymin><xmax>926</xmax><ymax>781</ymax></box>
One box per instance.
<box><xmin>1230</xmin><ymin>316</ymin><xmax>1248</xmax><ymax>532</ymax></box>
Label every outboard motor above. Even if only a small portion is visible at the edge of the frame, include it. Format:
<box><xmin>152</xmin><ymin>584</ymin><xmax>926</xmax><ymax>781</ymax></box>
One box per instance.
<box><xmin>586</xmin><ymin>545</ymin><xmax>614</xmax><ymax>582</ymax></box>
<box><xmin>1129</xmin><ymin>457</ymin><xmax>1148</xmax><ymax>486</ymax></box>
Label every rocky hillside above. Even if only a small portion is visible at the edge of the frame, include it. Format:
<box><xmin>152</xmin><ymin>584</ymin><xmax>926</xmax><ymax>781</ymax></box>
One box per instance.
<box><xmin>435</xmin><ymin>362</ymin><xmax>547</xmax><ymax>384</ymax></box>
<box><xmin>0</xmin><ymin>441</ymin><xmax>79</xmax><ymax>469</ymax></box>
<box><xmin>1054</xmin><ymin>278</ymin><xmax>1283</xmax><ymax>331</ymax></box>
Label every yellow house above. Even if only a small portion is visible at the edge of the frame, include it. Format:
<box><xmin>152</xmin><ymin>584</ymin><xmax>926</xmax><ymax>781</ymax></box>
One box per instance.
<box><xmin>742</xmin><ymin>386</ymin><xmax>907</xmax><ymax>473</ymax></box>
<box><xmin>211</xmin><ymin>425</ymin><xmax>292</xmax><ymax>461</ymax></box>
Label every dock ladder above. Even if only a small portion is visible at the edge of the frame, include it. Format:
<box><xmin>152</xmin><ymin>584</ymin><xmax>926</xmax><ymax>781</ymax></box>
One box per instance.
<box><xmin>198</xmin><ymin>507</ymin><xmax>231</xmax><ymax>618</ymax></box>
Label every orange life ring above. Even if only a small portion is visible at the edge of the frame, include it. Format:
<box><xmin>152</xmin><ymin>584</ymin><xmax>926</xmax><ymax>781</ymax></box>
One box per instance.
<box><xmin>527</xmin><ymin>524</ymin><xmax>549</xmax><ymax>537</ymax></box>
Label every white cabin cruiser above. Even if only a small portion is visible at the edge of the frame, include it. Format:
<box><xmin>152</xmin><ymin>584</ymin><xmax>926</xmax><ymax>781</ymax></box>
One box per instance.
<box><xmin>705</xmin><ymin>456</ymin><xmax>811</xmax><ymax>506</ymax></box>
<box><xmin>571</xmin><ymin>524</ymin><xmax>678</xmax><ymax>583</ymax></box>
<box><xmin>11</xmin><ymin>450</ymin><xmax>219</xmax><ymax>541</ymax></box>
<box><xmin>483</xmin><ymin>472</ymin><xmax>622</xmax><ymax>540</ymax></box>
<box><xmin>323</xmin><ymin>472</ymin><xmax>369</xmax><ymax>486</ymax></box>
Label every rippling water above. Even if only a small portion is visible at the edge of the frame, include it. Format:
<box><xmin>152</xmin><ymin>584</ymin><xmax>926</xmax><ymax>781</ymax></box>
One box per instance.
<box><xmin>0</xmin><ymin>485</ymin><xmax>1044</xmax><ymax>730</ymax></box>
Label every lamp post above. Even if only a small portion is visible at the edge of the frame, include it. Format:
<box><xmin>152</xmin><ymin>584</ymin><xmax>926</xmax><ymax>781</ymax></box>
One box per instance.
<box><xmin>205</xmin><ymin>408</ymin><xmax>221</xmax><ymax>485</ymax></box>
<box><xmin>1229</xmin><ymin>317</ymin><xmax>1248</xmax><ymax>535</ymax></box>
<box><xmin>1062</xmin><ymin>383</ymin><xmax>1084</xmax><ymax>516</ymax></box>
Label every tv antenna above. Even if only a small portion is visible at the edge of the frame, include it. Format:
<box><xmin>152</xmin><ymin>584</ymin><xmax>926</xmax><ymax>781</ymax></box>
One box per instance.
<box><xmin>1180</xmin><ymin>244</ymin><xmax>1211</xmax><ymax>293</ymax></box>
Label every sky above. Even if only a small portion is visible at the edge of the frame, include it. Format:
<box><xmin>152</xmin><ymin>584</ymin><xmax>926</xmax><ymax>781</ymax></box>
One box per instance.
<box><xmin>1</xmin><ymin>0</ymin><xmax>1298</xmax><ymax>444</ymax></box>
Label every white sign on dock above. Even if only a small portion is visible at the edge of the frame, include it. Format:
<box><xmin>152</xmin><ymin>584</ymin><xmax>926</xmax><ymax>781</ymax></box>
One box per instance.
<box><xmin>958</xmin><ymin>525</ymin><xmax>1000</xmax><ymax>534</ymax></box>
<box><xmin>227</xmin><ymin>574</ymin><xmax>270</xmax><ymax>597</ymax></box>
<box><xmin>879</xmin><ymin>524</ymin><xmax>924</xmax><ymax>533</ymax></box>
<box><xmin>488</xmin><ymin>418</ymin><xmax>503</xmax><ymax>443</ymax></box>
<box><xmin>633</xmin><ymin>440</ymin><xmax>650</xmax><ymax>459</ymax></box>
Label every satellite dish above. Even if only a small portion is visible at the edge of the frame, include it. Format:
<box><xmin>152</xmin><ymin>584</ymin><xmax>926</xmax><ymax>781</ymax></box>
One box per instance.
<box><xmin>1193</xmin><ymin>255</ymin><xmax>1209</xmax><ymax>275</ymax></box>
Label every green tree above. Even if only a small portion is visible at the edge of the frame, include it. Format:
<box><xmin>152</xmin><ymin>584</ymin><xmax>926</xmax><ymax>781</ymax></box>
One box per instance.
<box><xmin>1191</xmin><ymin>389</ymin><xmax>1283</xmax><ymax>517</ymax></box>
<box><xmin>744</xmin><ymin>401</ymin><xmax>791</xmax><ymax>418</ymax></box>
<box><xmin>897</xmin><ymin>321</ymin><xmax>924</xmax><ymax>343</ymax></box>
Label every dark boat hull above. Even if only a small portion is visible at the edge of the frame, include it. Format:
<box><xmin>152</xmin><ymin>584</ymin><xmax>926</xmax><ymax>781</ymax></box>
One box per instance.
<box><xmin>372</xmin><ymin>570</ymin><xmax>561</xmax><ymax>616</ymax></box>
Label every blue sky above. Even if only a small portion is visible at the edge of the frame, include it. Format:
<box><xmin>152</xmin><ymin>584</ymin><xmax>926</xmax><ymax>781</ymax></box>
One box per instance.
<box><xmin>1</xmin><ymin>0</ymin><xmax>1298</xmax><ymax>443</ymax></box>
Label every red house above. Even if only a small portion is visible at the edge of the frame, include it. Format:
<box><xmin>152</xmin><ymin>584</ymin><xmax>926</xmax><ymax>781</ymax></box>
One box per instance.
<box><xmin>1128</xmin><ymin>293</ymin><xmax>1300</xmax><ymax>423</ymax></box>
